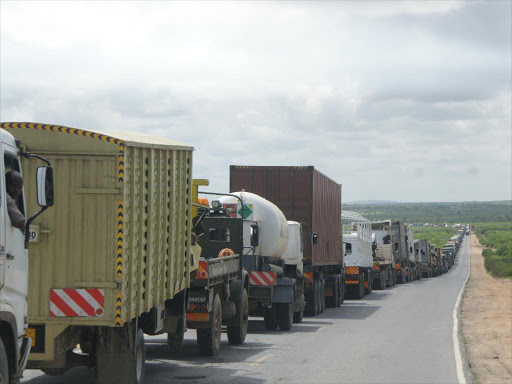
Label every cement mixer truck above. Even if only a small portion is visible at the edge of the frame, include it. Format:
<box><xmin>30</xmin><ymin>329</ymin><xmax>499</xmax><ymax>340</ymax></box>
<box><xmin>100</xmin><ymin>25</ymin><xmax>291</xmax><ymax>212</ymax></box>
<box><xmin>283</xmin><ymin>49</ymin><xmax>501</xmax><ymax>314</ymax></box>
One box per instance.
<box><xmin>218</xmin><ymin>192</ymin><xmax>306</xmax><ymax>330</ymax></box>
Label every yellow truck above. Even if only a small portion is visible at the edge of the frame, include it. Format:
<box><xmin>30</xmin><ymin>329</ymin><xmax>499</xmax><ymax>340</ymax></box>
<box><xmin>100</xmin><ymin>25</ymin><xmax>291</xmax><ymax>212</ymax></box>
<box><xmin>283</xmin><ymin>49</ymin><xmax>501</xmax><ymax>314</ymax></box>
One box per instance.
<box><xmin>1</xmin><ymin>122</ymin><xmax>194</xmax><ymax>384</ymax></box>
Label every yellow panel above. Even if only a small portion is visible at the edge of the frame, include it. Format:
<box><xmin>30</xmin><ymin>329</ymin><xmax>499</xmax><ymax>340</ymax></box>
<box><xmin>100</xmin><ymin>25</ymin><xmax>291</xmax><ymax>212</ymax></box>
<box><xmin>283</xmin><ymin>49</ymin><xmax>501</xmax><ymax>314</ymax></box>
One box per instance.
<box><xmin>3</xmin><ymin>123</ymin><xmax>193</xmax><ymax>327</ymax></box>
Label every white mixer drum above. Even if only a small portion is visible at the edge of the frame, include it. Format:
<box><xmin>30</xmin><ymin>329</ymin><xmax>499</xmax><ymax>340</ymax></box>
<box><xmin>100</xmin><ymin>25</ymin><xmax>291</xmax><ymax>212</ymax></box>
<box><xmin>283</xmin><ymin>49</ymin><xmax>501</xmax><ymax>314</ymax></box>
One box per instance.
<box><xmin>219</xmin><ymin>191</ymin><xmax>289</xmax><ymax>258</ymax></box>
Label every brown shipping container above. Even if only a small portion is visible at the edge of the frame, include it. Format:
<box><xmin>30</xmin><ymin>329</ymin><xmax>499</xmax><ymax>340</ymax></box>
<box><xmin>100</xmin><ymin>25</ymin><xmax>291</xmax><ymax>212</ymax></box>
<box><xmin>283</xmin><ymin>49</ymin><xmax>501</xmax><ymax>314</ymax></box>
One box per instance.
<box><xmin>230</xmin><ymin>166</ymin><xmax>342</xmax><ymax>267</ymax></box>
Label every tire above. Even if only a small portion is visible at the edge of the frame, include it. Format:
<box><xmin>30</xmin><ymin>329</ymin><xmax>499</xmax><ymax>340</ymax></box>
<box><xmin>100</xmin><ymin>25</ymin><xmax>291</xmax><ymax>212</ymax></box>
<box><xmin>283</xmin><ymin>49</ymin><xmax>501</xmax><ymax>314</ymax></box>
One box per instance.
<box><xmin>314</xmin><ymin>280</ymin><xmax>321</xmax><ymax>315</ymax></box>
<box><xmin>134</xmin><ymin>329</ymin><xmax>146</xmax><ymax>384</ymax></box>
<box><xmin>0</xmin><ymin>339</ymin><xmax>9</xmax><ymax>384</ymax></box>
<box><xmin>305</xmin><ymin>280</ymin><xmax>317</xmax><ymax>316</ymax></box>
<box><xmin>331</xmin><ymin>277</ymin><xmax>339</xmax><ymax>307</ymax></box>
<box><xmin>227</xmin><ymin>288</ymin><xmax>248</xmax><ymax>345</ymax></box>
<box><xmin>337</xmin><ymin>276</ymin><xmax>344</xmax><ymax>306</ymax></box>
<box><xmin>320</xmin><ymin>279</ymin><xmax>325</xmax><ymax>313</ymax></box>
<box><xmin>293</xmin><ymin>309</ymin><xmax>304</xmax><ymax>323</ymax></box>
<box><xmin>356</xmin><ymin>273</ymin><xmax>364</xmax><ymax>299</ymax></box>
<box><xmin>167</xmin><ymin>331</ymin><xmax>184</xmax><ymax>354</ymax></box>
<box><xmin>278</xmin><ymin>302</ymin><xmax>293</xmax><ymax>331</ymax></box>
<box><xmin>197</xmin><ymin>293</ymin><xmax>222</xmax><ymax>356</ymax></box>
<box><xmin>365</xmin><ymin>271</ymin><xmax>373</xmax><ymax>295</ymax></box>
<box><xmin>264</xmin><ymin>305</ymin><xmax>278</xmax><ymax>330</ymax></box>
<box><xmin>95</xmin><ymin>326</ymin><xmax>145</xmax><ymax>384</ymax></box>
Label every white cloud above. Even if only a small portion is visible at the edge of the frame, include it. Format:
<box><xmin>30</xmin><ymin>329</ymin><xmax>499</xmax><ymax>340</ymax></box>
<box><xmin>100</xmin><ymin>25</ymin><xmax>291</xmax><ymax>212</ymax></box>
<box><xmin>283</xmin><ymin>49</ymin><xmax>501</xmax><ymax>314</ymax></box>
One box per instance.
<box><xmin>0</xmin><ymin>0</ymin><xmax>510</xmax><ymax>202</ymax></box>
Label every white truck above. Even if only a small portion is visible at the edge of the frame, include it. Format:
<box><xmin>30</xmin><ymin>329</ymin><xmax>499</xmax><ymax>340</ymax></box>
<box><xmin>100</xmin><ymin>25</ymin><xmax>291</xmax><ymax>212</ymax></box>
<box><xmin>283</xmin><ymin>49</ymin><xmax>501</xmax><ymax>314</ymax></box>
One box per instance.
<box><xmin>219</xmin><ymin>192</ymin><xmax>306</xmax><ymax>331</ymax></box>
<box><xmin>0</xmin><ymin>128</ymin><xmax>53</xmax><ymax>383</ymax></box>
<box><xmin>342</xmin><ymin>211</ymin><xmax>374</xmax><ymax>299</ymax></box>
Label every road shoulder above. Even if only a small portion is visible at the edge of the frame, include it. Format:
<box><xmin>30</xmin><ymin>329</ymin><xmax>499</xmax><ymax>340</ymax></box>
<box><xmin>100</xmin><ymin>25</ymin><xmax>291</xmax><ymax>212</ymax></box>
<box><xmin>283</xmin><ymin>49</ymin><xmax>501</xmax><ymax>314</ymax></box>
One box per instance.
<box><xmin>461</xmin><ymin>234</ymin><xmax>512</xmax><ymax>384</ymax></box>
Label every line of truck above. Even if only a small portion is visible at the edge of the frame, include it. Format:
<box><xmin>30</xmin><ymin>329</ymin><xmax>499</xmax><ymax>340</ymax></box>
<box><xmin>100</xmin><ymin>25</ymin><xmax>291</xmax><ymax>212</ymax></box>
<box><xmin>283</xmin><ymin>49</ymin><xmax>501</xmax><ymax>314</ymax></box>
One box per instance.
<box><xmin>0</xmin><ymin>123</ymin><xmax>466</xmax><ymax>384</ymax></box>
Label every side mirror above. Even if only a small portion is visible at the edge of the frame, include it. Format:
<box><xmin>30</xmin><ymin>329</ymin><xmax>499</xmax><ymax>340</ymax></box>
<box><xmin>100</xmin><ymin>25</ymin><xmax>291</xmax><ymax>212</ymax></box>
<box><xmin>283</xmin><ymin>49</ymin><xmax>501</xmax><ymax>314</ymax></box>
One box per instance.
<box><xmin>312</xmin><ymin>232</ymin><xmax>318</xmax><ymax>245</ymax></box>
<box><xmin>36</xmin><ymin>166</ymin><xmax>54</xmax><ymax>207</ymax></box>
<box><xmin>250</xmin><ymin>224</ymin><xmax>259</xmax><ymax>247</ymax></box>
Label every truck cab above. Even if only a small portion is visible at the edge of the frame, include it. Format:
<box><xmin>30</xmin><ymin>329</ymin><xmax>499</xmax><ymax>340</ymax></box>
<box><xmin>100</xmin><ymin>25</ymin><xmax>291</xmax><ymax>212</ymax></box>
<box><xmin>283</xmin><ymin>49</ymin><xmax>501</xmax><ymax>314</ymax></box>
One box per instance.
<box><xmin>0</xmin><ymin>128</ymin><xmax>53</xmax><ymax>383</ymax></box>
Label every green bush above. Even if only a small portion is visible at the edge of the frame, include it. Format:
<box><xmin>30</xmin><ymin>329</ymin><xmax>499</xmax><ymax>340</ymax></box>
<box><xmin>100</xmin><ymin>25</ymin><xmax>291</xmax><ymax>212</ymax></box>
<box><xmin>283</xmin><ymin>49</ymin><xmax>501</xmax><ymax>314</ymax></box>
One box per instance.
<box><xmin>475</xmin><ymin>223</ymin><xmax>512</xmax><ymax>278</ymax></box>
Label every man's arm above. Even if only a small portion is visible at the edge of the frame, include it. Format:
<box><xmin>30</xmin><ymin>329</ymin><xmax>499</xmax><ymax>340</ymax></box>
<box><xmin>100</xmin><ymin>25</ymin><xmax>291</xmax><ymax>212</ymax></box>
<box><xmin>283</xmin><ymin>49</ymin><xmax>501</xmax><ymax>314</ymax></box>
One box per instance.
<box><xmin>7</xmin><ymin>195</ymin><xmax>26</xmax><ymax>232</ymax></box>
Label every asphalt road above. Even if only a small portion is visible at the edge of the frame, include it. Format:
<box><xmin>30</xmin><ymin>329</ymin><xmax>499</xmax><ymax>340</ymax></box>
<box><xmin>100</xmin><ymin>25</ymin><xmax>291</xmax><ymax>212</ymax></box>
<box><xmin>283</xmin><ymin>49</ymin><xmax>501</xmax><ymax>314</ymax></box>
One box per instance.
<box><xmin>22</xmin><ymin>237</ymin><xmax>471</xmax><ymax>384</ymax></box>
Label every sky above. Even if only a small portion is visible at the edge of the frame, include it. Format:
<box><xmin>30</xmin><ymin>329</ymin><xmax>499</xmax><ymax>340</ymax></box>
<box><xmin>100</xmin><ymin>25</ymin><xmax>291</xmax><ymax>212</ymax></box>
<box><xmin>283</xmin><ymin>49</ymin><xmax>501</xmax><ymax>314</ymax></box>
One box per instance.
<box><xmin>1</xmin><ymin>1</ymin><xmax>511</xmax><ymax>203</ymax></box>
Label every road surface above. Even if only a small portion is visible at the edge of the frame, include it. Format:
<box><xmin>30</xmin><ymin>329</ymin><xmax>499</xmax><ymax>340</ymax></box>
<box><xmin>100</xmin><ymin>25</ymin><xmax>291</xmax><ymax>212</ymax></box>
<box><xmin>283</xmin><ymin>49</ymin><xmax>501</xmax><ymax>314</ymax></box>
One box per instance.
<box><xmin>22</xmin><ymin>238</ymin><xmax>471</xmax><ymax>384</ymax></box>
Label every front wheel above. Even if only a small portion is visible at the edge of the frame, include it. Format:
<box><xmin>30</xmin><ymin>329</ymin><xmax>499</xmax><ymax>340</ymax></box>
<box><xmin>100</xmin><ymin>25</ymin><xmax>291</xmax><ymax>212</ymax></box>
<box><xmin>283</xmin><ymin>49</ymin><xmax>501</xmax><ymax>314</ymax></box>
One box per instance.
<box><xmin>0</xmin><ymin>338</ymin><xmax>9</xmax><ymax>384</ymax></box>
<box><xmin>197</xmin><ymin>294</ymin><xmax>222</xmax><ymax>356</ymax></box>
<box><xmin>227</xmin><ymin>289</ymin><xmax>249</xmax><ymax>345</ymax></box>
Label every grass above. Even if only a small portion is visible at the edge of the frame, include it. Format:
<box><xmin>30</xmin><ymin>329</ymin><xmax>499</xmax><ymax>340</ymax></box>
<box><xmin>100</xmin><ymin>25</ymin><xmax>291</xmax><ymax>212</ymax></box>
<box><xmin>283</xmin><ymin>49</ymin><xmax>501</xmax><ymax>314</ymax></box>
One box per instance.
<box><xmin>474</xmin><ymin>222</ymin><xmax>512</xmax><ymax>278</ymax></box>
<box><xmin>411</xmin><ymin>227</ymin><xmax>459</xmax><ymax>248</ymax></box>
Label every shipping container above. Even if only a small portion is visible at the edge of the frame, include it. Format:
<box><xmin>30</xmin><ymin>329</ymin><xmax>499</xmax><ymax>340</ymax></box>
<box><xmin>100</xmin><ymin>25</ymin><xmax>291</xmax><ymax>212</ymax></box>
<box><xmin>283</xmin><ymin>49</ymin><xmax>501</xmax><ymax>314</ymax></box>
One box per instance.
<box><xmin>2</xmin><ymin>122</ymin><xmax>193</xmax><ymax>383</ymax></box>
<box><xmin>230</xmin><ymin>166</ymin><xmax>342</xmax><ymax>267</ymax></box>
<box><xmin>230</xmin><ymin>165</ymin><xmax>344</xmax><ymax>316</ymax></box>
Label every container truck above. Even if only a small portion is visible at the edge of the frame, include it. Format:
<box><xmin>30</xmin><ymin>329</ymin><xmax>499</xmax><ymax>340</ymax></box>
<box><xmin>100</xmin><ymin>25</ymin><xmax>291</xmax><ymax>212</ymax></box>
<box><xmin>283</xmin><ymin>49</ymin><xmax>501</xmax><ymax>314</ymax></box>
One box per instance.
<box><xmin>3</xmin><ymin>122</ymin><xmax>195</xmax><ymax>384</ymax></box>
<box><xmin>217</xmin><ymin>191</ymin><xmax>306</xmax><ymax>329</ymax></box>
<box><xmin>230</xmin><ymin>166</ymin><xmax>344</xmax><ymax>317</ymax></box>
<box><xmin>342</xmin><ymin>211</ymin><xmax>373</xmax><ymax>299</ymax></box>
<box><xmin>0</xmin><ymin>126</ymin><xmax>54</xmax><ymax>383</ymax></box>
<box><xmin>370</xmin><ymin>221</ymin><xmax>396</xmax><ymax>289</ymax></box>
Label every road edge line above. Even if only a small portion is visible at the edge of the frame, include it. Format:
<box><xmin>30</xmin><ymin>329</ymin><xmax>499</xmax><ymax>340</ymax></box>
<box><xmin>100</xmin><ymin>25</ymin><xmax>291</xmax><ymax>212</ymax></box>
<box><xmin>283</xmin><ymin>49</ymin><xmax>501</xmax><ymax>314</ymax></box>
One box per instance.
<box><xmin>453</xmin><ymin>237</ymin><xmax>471</xmax><ymax>384</ymax></box>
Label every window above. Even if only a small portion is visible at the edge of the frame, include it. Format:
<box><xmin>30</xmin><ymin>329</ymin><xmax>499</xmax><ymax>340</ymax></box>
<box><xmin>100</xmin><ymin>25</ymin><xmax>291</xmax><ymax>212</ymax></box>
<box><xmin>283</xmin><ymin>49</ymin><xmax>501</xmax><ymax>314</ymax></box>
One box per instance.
<box><xmin>209</xmin><ymin>228</ymin><xmax>230</xmax><ymax>242</ymax></box>
<box><xmin>4</xmin><ymin>154</ymin><xmax>25</xmax><ymax>215</ymax></box>
<box><xmin>345</xmin><ymin>243</ymin><xmax>352</xmax><ymax>255</ymax></box>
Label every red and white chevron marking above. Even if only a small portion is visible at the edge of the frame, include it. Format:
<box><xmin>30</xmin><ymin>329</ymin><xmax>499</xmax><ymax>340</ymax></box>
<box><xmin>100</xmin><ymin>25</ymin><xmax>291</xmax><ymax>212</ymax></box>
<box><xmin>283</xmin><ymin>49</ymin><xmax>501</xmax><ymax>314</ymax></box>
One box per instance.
<box><xmin>50</xmin><ymin>289</ymin><xmax>105</xmax><ymax>317</ymax></box>
<box><xmin>249</xmin><ymin>271</ymin><xmax>277</xmax><ymax>286</ymax></box>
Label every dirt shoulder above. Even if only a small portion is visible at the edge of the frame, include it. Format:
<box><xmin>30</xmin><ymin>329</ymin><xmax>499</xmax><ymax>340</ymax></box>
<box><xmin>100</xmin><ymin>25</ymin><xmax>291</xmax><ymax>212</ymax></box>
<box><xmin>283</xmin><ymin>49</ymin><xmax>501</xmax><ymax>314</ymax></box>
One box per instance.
<box><xmin>462</xmin><ymin>234</ymin><xmax>512</xmax><ymax>384</ymax></box>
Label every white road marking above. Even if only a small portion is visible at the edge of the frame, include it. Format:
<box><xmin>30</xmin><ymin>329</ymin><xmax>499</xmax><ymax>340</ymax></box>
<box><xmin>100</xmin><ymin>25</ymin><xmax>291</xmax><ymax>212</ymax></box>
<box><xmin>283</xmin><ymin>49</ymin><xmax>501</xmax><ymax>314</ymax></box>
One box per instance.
<box><xmin>453</xmin><ymin>238</ymin><xmax>471</xmax><ymax>384</ymax></box>
<box><xmin>249</xmin><ymin>353</ymin><xmax>274</xmax><ymax>367</ymax></box>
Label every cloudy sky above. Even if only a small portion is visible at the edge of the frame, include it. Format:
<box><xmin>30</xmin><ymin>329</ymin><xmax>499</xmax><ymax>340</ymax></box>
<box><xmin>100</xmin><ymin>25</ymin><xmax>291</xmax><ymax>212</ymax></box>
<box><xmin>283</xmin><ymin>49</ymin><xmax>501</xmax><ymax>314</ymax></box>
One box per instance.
<box><xmin>1</xmin><ymin>1</ymin><xmax>510</xmax><ymax>202</ymax></box>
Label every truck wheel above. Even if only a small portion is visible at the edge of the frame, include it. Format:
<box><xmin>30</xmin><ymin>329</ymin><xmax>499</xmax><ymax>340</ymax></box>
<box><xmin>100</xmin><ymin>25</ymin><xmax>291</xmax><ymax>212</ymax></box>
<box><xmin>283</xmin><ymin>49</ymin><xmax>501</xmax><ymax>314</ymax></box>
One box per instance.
<box><xmin>227</xmin><ymin>289</ymin><xmax>249</xmax><ymax>345</ymax></box>
<box><xmin>365</xmin><ymin>271</ymin><xmax>373</xmax><ymax>295</ymax></box>
<box><xmin>380</xmin><ymin>271</ymin><xmax>386</xmax><ymax>290</ymax></box>
<box><xmin>293</xmin><ymin>309</ymin><xmax>304</xmax><ymax>323</ymax></box>
<box><xmin>0</xmin><ymin>339</ymin><xmax>8</xmax><ymax>384</ymax></box>
<box><xmin>355</xmin><ymin>273</ymin><xmax>364</xmax><ymax>299</ymax></box>
<box><xmin>320</xmin><ymin>279</ymin><xmax>325</xmax><ymax>313</ymax></box>
<box><xmin>264</xmin><ymin>305</ymin><xmax>279</xmax><ymax>330</ymax></box>
<box><xmin>305</xmin><ymin>281</ymin><xmax>317</xmax><ymax>316</ymax></box>
<box><xmin>95</xmin><ymin>325</ymin><xmax>145</xmax><ymax>384</ymax></box>
<box><xmin>314</xmin><ymin>280</ymin><xmax>320</xmax><ymax>315</ymax></box>
<box><xmin>337</xmin><ymin>276</ymin><xmax>344</xmax><ymax>306</ymax></box>
<box><xmin>278</xmin><ymin>302</ymin><xmax>293</xmax><ymax>331</ymax></box>
<box><xmin>330</xmin><ymin>277</ymin><xmax>339</xmax><ymax>307</ymax></box>
<box><xmin>197</xmin><ymin>294</ymin><xmax>222</xmax><ymax>356</ymax></box>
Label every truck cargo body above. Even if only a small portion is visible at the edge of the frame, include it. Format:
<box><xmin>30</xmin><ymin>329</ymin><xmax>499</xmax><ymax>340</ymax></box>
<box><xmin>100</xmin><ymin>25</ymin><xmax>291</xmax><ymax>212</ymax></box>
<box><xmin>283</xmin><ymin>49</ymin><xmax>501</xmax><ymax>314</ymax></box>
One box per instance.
<box><xmin>405</xmin><ymin>225</ymin><xmax>420</xmax><ymax>281</ymax></box>
<box><xmin>4</xmin><ymin>123</ymin><xmax>193</xmax><ymax>383</ymax></box>
<box><xmin>230</xmin><ymin>166</ymin><xmax>344</xmax><ymax>316</ymax></box>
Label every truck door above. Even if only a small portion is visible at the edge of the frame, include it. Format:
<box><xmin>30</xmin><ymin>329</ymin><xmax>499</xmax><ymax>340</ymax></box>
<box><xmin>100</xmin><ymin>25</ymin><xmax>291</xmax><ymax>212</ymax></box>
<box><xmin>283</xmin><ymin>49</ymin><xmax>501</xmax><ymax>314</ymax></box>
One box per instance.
<box><xmin>2</xmin><ymin>145</ymin><xmax>28</xmax><ymax>337</ymax></box>
<box><xmin>0</xmin><ymin>142</ymin><xmax>5</xmax><ymax>288</ymax></box>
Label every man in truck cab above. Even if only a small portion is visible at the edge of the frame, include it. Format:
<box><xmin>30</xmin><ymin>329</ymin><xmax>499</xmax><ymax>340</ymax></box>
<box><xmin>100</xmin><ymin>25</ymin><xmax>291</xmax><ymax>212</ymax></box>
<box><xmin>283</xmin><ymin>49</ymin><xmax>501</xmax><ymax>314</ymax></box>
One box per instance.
<box><xmin>5</xmin><ymin>170</ymin><xmax>26</xmax><ymax>232</ymax></box>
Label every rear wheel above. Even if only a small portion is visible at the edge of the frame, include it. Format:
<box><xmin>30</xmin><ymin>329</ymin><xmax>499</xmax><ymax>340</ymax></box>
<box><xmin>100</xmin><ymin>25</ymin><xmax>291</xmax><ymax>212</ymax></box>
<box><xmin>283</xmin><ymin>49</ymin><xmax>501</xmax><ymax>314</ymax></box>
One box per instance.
<box><xmin>320</xmin><ymin>279</ymin><xmax>325</xmax><ymax>313</ymax></box>
<box><xmin>264</xmin><ymin>305</ymin><xmax>279</xmax><ymax>330</ymax></box>
<box><xmin>337</xmin><ymin>276</ymin><xmax>344</xmax><ymax>306</ymax></box>
<box><xmin>293</xmin><ymin>308</ymin><xmax>304</xmax><ymax>323</ymax></box>
<box><xmin>197</xmin><ymin>294</ymin><xmax>222</xmax><ymax>356</ymax></box>
<box><xmin>278</xmin><ymin>302</ymin><xmax>293</xmax><ymax>331</ymax></box>
<box><xmin>315</xmin><ymin>280</ymin><xmax>321</xmax><ymax>315</ymax></box>
<box><xmin>0</xmin><ymin>339</ymin><xmax>9</xmax><ymax>384</ymax></box>
<box><xmin>227</xmin><ymin>288</ymin><xmax>248</xmax><ymax>345</ymax></box>
<box><xmin>356</xmin><ymin>273</ymin><xmax>365</xmax><ymax>299</ymax></box>
<box><xmin>365</xmin><ymin>271</ymin><xmax>373</xmax><ymax>295</ymax></box>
